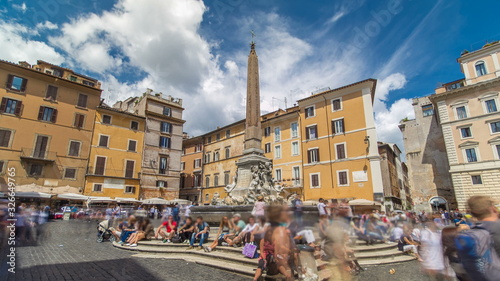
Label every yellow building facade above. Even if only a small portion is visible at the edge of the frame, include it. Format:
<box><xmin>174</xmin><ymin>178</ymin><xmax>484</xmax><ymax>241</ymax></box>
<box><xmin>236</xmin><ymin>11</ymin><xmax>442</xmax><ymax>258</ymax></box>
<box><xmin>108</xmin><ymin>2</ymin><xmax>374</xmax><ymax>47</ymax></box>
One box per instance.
<box><xmin>298</xmin><ymin>79</ymin><xmax>383</xmax><ymax>201</ymax></box>
<box><xmin>84</xmin><ymin>106</ymin><xmax>145</xmax><ymax>199</ymax></box>
<box><xmin>0</xmin><ymin>59</ymin><xmax>102</xmax><ymax>194</ymax></box>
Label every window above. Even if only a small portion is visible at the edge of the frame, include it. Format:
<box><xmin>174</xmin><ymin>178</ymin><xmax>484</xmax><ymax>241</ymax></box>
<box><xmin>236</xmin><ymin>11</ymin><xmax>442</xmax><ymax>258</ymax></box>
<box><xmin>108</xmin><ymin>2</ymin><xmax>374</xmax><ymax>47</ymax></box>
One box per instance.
<box><xmin>161</xmin><ymin>122</ymin><xmax>172</xmax><ymax>133</ymax></box>
<box><xmin>491</xmin><ymin>122</ymin><xmax>500</xmax><ymax>134</ymax></box>
<box><xmin>128</xmin><ymin>140</ymin><xmax>137</xmax><ymax>152</ymax></box>
<box><xmin>422</xmin><ymin>104</ymin><xmax>434</xmax><ymax>117</ymax></box>
<box><xmin>305</xmin><ymin>106</ymin><xmax>315</xmax><ymax>118</ymax></box>
<box><xmin>45</xmin><ymin>85</ymin><xmax>58</xmax><ymax>100</ymax></box>
<box><xmin>69</xmin><ymin>76</ymin><xmax>77</xmax><ymax>82</ymax></box>
<box><xmin>292</xmin><ymin>141</ymin><xmax>299</xmax><ymax>156</ymax></box>
<box><xmin>274</xmin><ymin>145</ymin><xmax>281</xmax><ymax>159</ymax></box>
<box><xmin>308</xmin><ymin>148</ymin><xmax>320</xmax><ymax>163</ymax></box>
<box><xmin>102</xmin><ymin>115</ymin><xmax>112</xmax><ymax>124</ymax></box>
<box><xmin>181</xmin><ymin>162</ymin><xmax>185</xmax><ymax>170</ymax></box>
<box><xmin>38</xmin><ymin>106</ymin><xmax>57</xmax><ymax>122</ymax></box>
<box><xmin>264</xmin><ymin>127</ymin><xmax>271</xmax><ymax>137</ymax></box>
<box><xmin>68</xmin><ymin>141</ymin><xmax>81</xmax><ymax>156</ymax></box>
<box><xmin>74</xmin><ymin>113</ymin><xmax>85</xmax><ymax>128</ymax></box>
<box><xmin>195</xmin><ymin>144</ymin><xmax>202</xmax><ymax>152</ymax></box>
<box><xmin>460</xmin><ymin>127</ymin><xmax>472</xmax><ymax>138</ymax></box>
<box><xmin>291</xmin><ymin>122</ymin><xmax>298</xmax><ymax>138</ymax></box>
<box><xmin>214</xmin><ymin>175</ymin><xmax>219</xmax><ymax>186</ymax></box>
<box><xmin>338</xmin><ymin>171</ymin><xmax>349</xmax><ymax>186</ymax></box>
<box><xmin>496</xmin><ymin>145</ymin><xmax>500</xmax><ymax>159</ymax></box>
<box><xmin>0</xmin><ymin>98</ymin><xmax>22</xmax><ymax>115</ymax></box>
<box><xmin>471</xmin><ymin>175</ymin><xmax>483</xmax><ymax>185</ymax></box>
<box><xmin>205</xmin><ymin>193</ymin><xmax>209</xmax><ymax>201</ymax></box>
<box><xmin>207</xmin><ymin>136</ymin><xmax>212</xmax><ymax>143</ymax></box>
<box><xmin>465</xmin><ymin>148</ymin><xmax>478</xmax><ymax>162</ymax></box>
<box><xmin>214</xmin><ymin>151</ymin><xmax>220</xmax><ymax>161</ymax></box>
<box><xmin>0</xmin><ymin>129</ymin><xmax>12</xmax><ymax>147</ymax></box>
<box><xmin>456</xmin><ymin>106</ymin><xmax>468</xmax><ymax>119</ymax></box>
<box><xmin>274</xmin><ymin>127</ymin><xmax>281</xmax><ymax>142</ymax></box>
<box><xmin>99</xmin><ymin>135</ymin><xmax>109</xmax><ymax>147</ymax></box>
<box><xmin>6</xmin><ymin>75</ymin><xmax>27</xmax><ymax>92</ymax></box>
<box><xmin>194</xmin><ymin>174</ymin><xmax>201</xmax><ymax>187</ymax></box>
<box><xmin>204</xmin><ymin>153</ymin><xmax>210</xmax><ymax>163</ymax></box>
<box><xmin>306</xmin><ymin>125</ymin><xmax>317</xmax><ymax>140</ymax></box>
<box><xmin>293</xmin><ymin>166</ymin><xmax>300</xmax><ymax>185</ymax></box>
<box><xmin>476</xmin><ymin>61</ymin><xmax>487</xmax><ymax>77</ymax></box>
<box><xmin>331</xmin><ymin>98</ymin><xmax>342</xmax><ymax>111</ymax></box>
<box><xmin>163</xmin><ymin>107</ymin><xmax>171</xmax><ymax>116</ymax></box>
<box><xmin>265</xmin><ymin>143</ymin><xmax>271</xmax><ymax>153</ymax></box>
<box><xmin>156</xmin><ymin>181</ymin><xmax>166</xmax><ymax>188</ymax></box>
<box><xmin>225</xmin><ymin>147</ymin><xmax>230</xmax><ymax>159</ymax></box>
<box><xmin>485</xmin><ymin>99</ymin><xmax>498</xmax><ymax>113</ymax></box>
<box><xmin>194</xmin><ymin>159</ymin><xmax>201</xmax><ymax>168</ymax></box>
<box><xmin>130</xmin><ymin>121</ymin><xmax>139</xmax><ymax>130</ymax></box>
<box><xmin>64</xmin><ymin>168</ymin><xmax>76</xmax><ymax>179</ymax></box>
<box><xmin>28</xmin><ymin>164</ymin><xmax>43</xmax><ymax>176</ymax></box>
<box><xmin>77</xmin><ymin>94</ymin><xmax>88</xmax><ymax>108</ymax></box>
<box><xmin>159</xmin><ymin>157</ymin><xmax>168</xmax><ymax>174</ymax></box>
<box><xmin>224</xmin><ymin>173</ymin><xmax>230</xmax><ymax>185</ymax></box>
<box><xmin>159</xmin><ymin>136</ymin><xmax>171</xmax><ymax>148</ymax></box>
<box><xmin>94</xmin><ymin>157</ymin><xmax>106</xmax><ymax>175</ymax></box>
<box><xmin>226</xmin><ymin>130</ymin><xmax>231</xmax><ymax>138</ymax></box>
<box><xmin>83</xmin><ymin>80</ymin><xmax>95</xmax><ymax>87</ymax></box>
<box><xmin>125</xmin><ymin>186</ymin><xmax>135</xmax><ymax>193</ymax></box>
<box><xmin>0</xmin><ymin>161</ymin><xmax>4</xmax><ymax>174</ymax></box>
<box><xmin>332</xmin><ymin>119</ymin><xmax>345</xmax><ymax>134</ymax></box>
<box><xmin>34</xmin><ymin>135</ymin><xmax>48</xmax><ymax>158</ymax></box>
<box><xmin>205</xmin><ymin>176</ymin><xmax>210</xmax><ymax>188</ymax></box>
<box><xmin>125</xmin><ymin>159</ymin><xmax>136</xmax><ymax>177</ymax></box>
<box><xmin>93</xmin><ymin>184</ymin><xmax>102</xmax><ymax>192</ymax></box>
<box><xmin>310</xmin><ymin>173</ymin><xmax>320</xmax><ymax>188</ymax></box>
<box><xmin>216</xmin><ymin>133</ymin><xmax>220</xmax><ymax>141</ymax></box>
<box><xmin>336</xmin><ymin>143</ymin><xmax>346</xmax><ymax>159</ymax></box>
<box><xmin>275</xmin><ymin>169</ymin><xmax>282</xmax><ymax>181</ymax></box>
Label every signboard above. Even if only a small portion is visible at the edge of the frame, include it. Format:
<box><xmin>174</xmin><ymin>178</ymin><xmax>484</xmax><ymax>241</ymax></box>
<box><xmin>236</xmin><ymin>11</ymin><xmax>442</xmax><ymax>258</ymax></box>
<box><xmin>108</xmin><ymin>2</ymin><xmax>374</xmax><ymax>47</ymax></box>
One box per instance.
<box><xmin>352</xmin><ymin>171</ymin><xmax>368</xmax><ymax>182</ymax></box>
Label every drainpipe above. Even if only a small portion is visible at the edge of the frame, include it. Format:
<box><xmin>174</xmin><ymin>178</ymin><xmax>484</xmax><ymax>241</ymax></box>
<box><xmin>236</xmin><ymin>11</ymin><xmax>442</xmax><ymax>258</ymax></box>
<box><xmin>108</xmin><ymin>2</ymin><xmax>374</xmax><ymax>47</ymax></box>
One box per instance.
<box><xmin>296</xmin><ymin>110</ymin><xmax>305</xmax><ymax>200</ymax></box>
<box><xmin>322</xmin><ymin>95</ymin><xmax>335</xmax><ymax>191</ymax></box>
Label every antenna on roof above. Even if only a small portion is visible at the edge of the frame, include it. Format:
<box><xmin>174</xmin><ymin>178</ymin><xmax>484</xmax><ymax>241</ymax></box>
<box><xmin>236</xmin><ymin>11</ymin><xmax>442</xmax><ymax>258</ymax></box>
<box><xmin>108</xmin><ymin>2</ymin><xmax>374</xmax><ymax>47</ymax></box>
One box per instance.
<box><xmin>272</xmin><ymin>97</ymin><xmax>287</xmax><ymax>110</ymax></box>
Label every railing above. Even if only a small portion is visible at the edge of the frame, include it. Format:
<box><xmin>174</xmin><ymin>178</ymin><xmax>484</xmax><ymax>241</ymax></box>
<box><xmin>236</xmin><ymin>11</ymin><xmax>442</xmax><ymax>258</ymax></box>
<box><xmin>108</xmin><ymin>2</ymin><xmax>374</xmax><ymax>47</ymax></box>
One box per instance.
<box><xmin>20</xmin><ymin>148</ymin><xmax>56</xmax><ymax>161</ymax></box>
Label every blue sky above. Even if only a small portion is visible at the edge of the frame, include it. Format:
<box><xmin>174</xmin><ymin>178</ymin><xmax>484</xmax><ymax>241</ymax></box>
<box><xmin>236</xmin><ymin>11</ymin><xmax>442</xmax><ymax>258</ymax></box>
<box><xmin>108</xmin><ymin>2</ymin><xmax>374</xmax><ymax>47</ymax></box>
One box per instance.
<box><xmin>1</xmin><ymin>0</ymin><xmax>500</xmax><ymax>151</ymax></box>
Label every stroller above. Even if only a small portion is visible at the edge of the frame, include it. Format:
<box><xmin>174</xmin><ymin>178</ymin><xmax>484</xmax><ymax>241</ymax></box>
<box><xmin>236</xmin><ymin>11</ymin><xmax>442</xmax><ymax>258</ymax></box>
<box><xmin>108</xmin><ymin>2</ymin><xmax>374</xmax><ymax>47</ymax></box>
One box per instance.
<box><xmin>96</xmin><ymin>219</ymin><xmax>116</xmax><ymax>243</ymax></box>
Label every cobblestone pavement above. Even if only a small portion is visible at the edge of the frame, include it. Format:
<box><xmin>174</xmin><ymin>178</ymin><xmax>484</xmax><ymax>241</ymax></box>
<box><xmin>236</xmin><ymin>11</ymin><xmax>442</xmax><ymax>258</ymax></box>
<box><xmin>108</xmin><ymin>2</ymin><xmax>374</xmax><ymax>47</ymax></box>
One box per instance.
<box><xmin>1</xmin><ymin>220</ymin><xmax>429</xmax><ymax>281</ymax></box>
<box><xmin>1</xmin><ymin>220</ymin><xmax>248</xmax><ymax>281</ymax></box>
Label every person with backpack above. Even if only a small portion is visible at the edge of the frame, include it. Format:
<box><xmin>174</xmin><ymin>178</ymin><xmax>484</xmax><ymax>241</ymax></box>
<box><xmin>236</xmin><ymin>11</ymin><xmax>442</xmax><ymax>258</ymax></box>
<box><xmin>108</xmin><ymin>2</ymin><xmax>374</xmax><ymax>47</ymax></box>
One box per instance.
<box><xmin>455</xmin><ymin>196</ymin><xmax>500</xmax><ymax>281</ymax></box>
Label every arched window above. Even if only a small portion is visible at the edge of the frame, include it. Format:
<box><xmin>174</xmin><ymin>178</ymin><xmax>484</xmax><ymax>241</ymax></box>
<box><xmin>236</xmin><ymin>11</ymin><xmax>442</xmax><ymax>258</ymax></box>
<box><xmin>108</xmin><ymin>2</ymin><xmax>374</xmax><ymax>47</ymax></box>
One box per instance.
<box><xmin>205</xmin><ymin>176</ymin><xmax>210</xmax><ymax>188</ymax></box>
<box><xmin>475</xmin><ymin>61</ymin><xmax>488</xmax><ymax>77</ymax></box>
<box><xmin>205</xmin><ymin>193</ymin><xmax>209</xmax><ymax>201</ymax></box>
<box><xmin>225</xmin><ymin>147</ymin><xmax>230</xmax><ymax>159</ymax></box>
<box><xmin>214</xmin><ymin>175</ymin><xmax>219</xmax><ymax>186</ymax></box>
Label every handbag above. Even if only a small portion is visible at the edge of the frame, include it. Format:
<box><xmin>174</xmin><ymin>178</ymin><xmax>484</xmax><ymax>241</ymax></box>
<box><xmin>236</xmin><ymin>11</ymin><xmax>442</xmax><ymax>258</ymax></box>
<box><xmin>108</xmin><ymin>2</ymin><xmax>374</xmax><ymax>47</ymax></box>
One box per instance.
<box><xmin>171</xmin><ymin>234</ymin><xmax>182</xmax><ymax>243</ymax></box>
<box><xmin>242</xmin><ymin>242</ymin><xmax>258</xmax><ymax>258</ymax></box>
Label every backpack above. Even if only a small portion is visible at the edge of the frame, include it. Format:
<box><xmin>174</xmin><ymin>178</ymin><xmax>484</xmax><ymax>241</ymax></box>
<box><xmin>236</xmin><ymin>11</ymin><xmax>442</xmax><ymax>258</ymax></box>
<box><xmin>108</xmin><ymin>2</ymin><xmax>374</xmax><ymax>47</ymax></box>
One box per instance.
<box><xmin>171</xmin><ymin>234</ymin><xmax>183</xmax><ymax>243</ymax></box>
<box><xmin>455</xmin><ymin>224</ymin><xmax>500</xmax><ymax>281</ymax></box>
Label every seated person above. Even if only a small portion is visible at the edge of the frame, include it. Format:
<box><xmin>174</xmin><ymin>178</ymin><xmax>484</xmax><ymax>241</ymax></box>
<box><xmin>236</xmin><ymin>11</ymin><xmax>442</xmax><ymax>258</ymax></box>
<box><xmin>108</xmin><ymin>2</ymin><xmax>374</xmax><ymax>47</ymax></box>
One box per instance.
<box><xmin>188</xmin><ymin>216</ymin><xmax>210</xmax><ymax>250</ymax></box>
<box><xmin>237</xmin><ymin>216</ymin><xmax>260</xmax><ymax>245</ymax></box>
<box><xmin>204</xmin><ymin>216</ymin><xmax>234</xmax><ymax>252</ymax></box>
<box><xmin>109</xmin><ymin>218</ymin><xmax>127</xmax><ymax>240</ymax></box>
<box><xmin>178</xmin><ymin>217</ymin><xmax>195</xmax><ymax>243</ymax></box>
<box><xmin>118</xmin><ymin>215</ymin><xmax>137</xmax><ymax>244</ymax></box>
<box><xmin>398</xmin><ymin>227</ymin><xmax>423</xmax><ymax>261</ymax></box>
<box><xmin>226</xmin><ymin>213</ymin><xmax>247</xmax><ymax>247</ymax></box>
<box><xmin>126</xmin><ymin>219</ymin><xmax>154</xmax><ymax>247</ymax></box>
<box><xmin>155</xmin><ymin>215</ymin><xmax>177</xmax><ymax>243</ymax></box>
<box><xmin>350</xmin><ymin>216</ymin><xmax>369</xmax><ymax>243</ymax></box>
<box><xmin>290</xmin><ymin>221</ymin><xmax>316</xmax><ymax>247</ymax></box>
<box><xmin>253</xmin><ymin>216</ymin><xmax>269</xmax><ymax>246</ymax></box>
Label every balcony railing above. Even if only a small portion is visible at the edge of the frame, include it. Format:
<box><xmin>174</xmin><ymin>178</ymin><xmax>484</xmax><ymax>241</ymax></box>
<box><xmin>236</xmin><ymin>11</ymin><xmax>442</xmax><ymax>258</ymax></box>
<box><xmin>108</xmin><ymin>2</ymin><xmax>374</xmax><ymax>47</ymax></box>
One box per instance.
<box><xmin>20</xmin><ymin>148</ymin><xmax>56</xmax><ymax>162</ymax></box>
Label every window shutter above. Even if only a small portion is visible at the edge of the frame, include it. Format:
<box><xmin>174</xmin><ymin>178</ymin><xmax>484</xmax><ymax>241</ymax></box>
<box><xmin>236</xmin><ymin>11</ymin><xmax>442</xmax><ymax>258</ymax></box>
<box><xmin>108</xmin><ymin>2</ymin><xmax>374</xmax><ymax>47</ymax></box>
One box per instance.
<box><xmin>305</xmin><ymin>127</ymin><xmax>310</xmax><ymax>140</ymax></box>
<box><xmin>78</xmin><ymin>114</ymin><xmax>85</xmax><ymax>128</ymax></box>
<box><xmin>341</xmin><ymin>119</ymin><xmax>345</xmax><ymax>133</ymax></box>
<box><xmin>169</xmin><ymin>123</ymin><xmax>173</xmax><ymax>134</ymax></box>
<box><xmin>0</xmin><ymin>98</ymin><xmax>7</xmax><ymax>112</ymax></box>
<box><xmin>6</xmin><ymin>75</ymin><xmax>13</xmax><ymax>89</ymax></box>
<box><xmin>95</xmin><ymin>157</ymin><xmax>105</xmax><ymax>175</ymax></box>
<box><xmin>51</xmin><ymin>109</ymin><xmax>58</xmax><ymax>123</ymax></box>
<box><xmin>125</xmin><ymin>161</ymin><xmax>134</xmax><ymax>178</ymax></box>
<box><xmin>307</xmin><ymin>150</ymin><xmax>311</xmax><ymax>163</ymax></box>
<box><xmin>20</xmin><ymin>78</ymin><xmax>28</xmax><ymax>92</ymax></box>
<box><xmin>331</xmin><ymin>120</ymin><xmax>335</xmax><ymax>134</ymax></box>
<box><xmin>0</xmin><ymin>130</ymin><xmax>11</xmax><ymax>147</ymax></box>
<box><xmin>14</xmin><ymin>100</ymin><xmax>22</xmax><ymax>116</ymax></box>
<box><xmin>316</xmin><ymin>149</ymin><xmax>320</xmax><ymax>162</ymax></box>
<box><xmin>38</xmin><ymin>106</ymin><xmax>44</xmax><ymax>120</ymax></box>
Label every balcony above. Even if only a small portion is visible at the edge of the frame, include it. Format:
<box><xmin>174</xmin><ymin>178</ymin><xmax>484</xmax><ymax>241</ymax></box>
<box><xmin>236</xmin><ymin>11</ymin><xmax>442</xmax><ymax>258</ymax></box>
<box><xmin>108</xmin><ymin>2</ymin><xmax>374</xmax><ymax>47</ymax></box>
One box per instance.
<box><xmin>20</xmin><ymin>148</ymin><xmax>56</xmax><ymax>162</ymax></box>
<box><xmin>280</xmin><ymin>179</ymin><xmax>303</xmax><ymax>189</ymax></box>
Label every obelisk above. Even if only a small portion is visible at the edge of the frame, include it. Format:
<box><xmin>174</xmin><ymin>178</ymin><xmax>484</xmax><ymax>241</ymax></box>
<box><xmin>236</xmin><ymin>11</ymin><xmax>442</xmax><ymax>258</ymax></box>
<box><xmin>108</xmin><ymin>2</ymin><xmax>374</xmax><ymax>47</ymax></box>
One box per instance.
<box><xmin>243</xmin><ymin>41</ymin><xmax>263</xmax><ymax>155</ymax></box>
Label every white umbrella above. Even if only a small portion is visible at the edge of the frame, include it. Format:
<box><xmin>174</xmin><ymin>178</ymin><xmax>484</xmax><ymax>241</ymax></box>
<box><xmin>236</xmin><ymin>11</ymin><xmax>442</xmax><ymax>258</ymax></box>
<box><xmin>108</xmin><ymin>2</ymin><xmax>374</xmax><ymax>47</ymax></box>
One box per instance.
<box><xmin>348</xmin><ymin>199</ymin><xmax>382</xmax><ymax>206</ymax></box>
<box><xmin>142</xmin><ymin>197</ymin><xmax>170</xmax><ymax>205</ymax></box>
<box><xmin>171</xmin><ymin>198</ymin><xmax>190</xmax><ymax>205</ymax></box>
<box><xmin>57</xmin><ymin>193</ymin><xmax>89</xmax><ymax>201</ymax></box>
<box><xmin>88</xmin><ymin>197</ymin><xmax>116</xmax><ymax>203</ymax></box>
<box><xmin>16</xmin><ymin>192</ymin><xmax>53</xmax><ymax>199</ymax></box>
<box><xmin>115</xmin><ymin>197</ymin><xmax>141</xmax><ymax>203</ymax></box>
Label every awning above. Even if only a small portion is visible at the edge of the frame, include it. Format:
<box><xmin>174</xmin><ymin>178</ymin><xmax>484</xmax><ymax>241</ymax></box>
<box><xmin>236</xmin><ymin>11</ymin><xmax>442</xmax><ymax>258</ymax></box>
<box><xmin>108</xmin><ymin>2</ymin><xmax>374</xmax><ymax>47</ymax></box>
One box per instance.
<box><xmin>171</xmin><ymin>198</ymin><xmax>190</xmax><ymax>205</ymax></box>
<box><xmin>142</xmin><ymin>197</ymin><xmax>170</xmax><ymax>205</ymax></box>
<box><xmin>16</xmin><ymin>192</ymin><xmax>53</xmax><ymax>199</ymax></box>
<box><xmin>88</xmin><ymin>197</ymin><xmax>116</xmax><ymax>203</ymax></box>
<box><xmin>115</xmin><ymin>197</ymin><xmax>141</xmax><ymax>203</ymax></box>
<box><xmin>57</xmin><ymin>193</ymin><xmax>89</xmax><ymax>201</ymax></box>
<box><xmin>349</xmin><ymin>199</ymin><xmax>382</xmax><ymax>206</ymax></box>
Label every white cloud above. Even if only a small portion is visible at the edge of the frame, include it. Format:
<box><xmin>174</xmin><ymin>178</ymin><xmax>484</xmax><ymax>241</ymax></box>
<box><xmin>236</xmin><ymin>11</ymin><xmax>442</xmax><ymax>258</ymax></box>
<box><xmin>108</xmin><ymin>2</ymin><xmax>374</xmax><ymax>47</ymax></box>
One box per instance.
<box><xmin>0</xmin><ymin>20</ymin><xmax>64</xmax><ymax>64</ymax></box>
<box><xmin>12</xmin><ymin>2</ymin><xmax>27</xmax><ymax>13</ymax></box>
<box><xmin>36</xmin><ymin>21</ymin><xmax>58</xmax><ymax>30</ymax></box>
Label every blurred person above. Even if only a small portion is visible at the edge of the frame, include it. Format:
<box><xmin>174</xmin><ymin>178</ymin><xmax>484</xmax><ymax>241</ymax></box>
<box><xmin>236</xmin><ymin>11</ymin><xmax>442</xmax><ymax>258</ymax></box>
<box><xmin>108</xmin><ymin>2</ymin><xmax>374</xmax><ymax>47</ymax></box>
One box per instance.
<box><xmin>318</xmin><ymin>214</ymin><xmax>329</xmax><ymax>241</ymax></box>
<box><xmin>397</xmin><ymin>226</ymin><xmax>423</xmax><ymax>261</ymax></box>
<box><xmin>204</xmin><ymin>216</ymin><xmax>234</xmax><ymax>252</ymax></box>
<box><xmin>441</xmin><ymin>226</ymin><xmax>471</xmax><ymax>281</ymax></box>
<box><xmin>454</xmin><ymin>213</ymin><xmax>467</xmax><ymax>226</ymax></box>
<box><xmin>323</xmin><ymin>218</ymin><xmax>352</xmax><ymax>280</ymax></box>
<box><xmin>118</xmin><ymin>215</ymin><xmax>137</xmax><ymax>244</ymax></box>
<box><xmin>126</xmin><ymin>218</ymin><xmax>154</xmax><ymax>247</ymax></box>
<box><xmin>232</xmin><ymin>213</ymin><xmax>246</xmax><ymax>237</ymax></box>
<box><xmin>232</xmin><ymin>215</ymin><xmax>259</xmax><ymax>246</ymax></box>
<box><xmin>467</xmin><ymin>196</ymin><xmax>500</xmax><ymax>257</ymax></box>
<box><xmin>420</xmin><ymin>222</ymin><xmax>445</xmax><ymax>279</ymax></box>
<box><xmin>253</xmin><ymin>216</ymin><xmax>270</xmax><ymax>246</ymax></box>
<box><xmin>390</xmin><ymin>223</ymin><xmax>404</xmax><ymax>242</ymax></box>
<box><xmin>290</xmin><ymin>194</ymin><xmax>303</xmax><ymax>226</ymax></box>
<box><xmin>317</xmin><ymin>198</ymin><xmax>327</xmax><ymax>217</ymax></box>
<box><xmin>178</xmin><ymin>216</ymin><xmax>195</xmax><ymax>243</ymax></box>
<box><xmin>155</xmin><ymin>215</ymin><xmax>177</xmax><ymax>243</ymax></box>
<box><xmin>188</xmin><ymin>216</ymin><xmax>210</xmax><ymax>250</ymax></box>
<box><xmin>172</xmin><ymin>203</ymin><xmax>180</xmax><ymax>225</ymax></box>
<box><xmin>364</xmin><ymin>214</ymin><xmax>385</xmax><ymax>244</ymax></box>
<box><xmin>252</xmin><ymin>205</ymin><xmax>293</xmax><ymax>281</ymax></box>
<box><xmin>252</xmin><ymin>195</ymin><xmax>266</xmax><ymax>218</ymax></box>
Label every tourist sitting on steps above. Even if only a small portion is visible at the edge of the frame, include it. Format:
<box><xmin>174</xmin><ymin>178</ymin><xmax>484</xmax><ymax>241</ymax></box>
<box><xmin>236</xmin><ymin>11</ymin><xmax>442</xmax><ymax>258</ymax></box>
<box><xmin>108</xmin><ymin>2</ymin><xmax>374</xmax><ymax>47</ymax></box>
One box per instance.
<box><xmin>204</xmin><ymin>216</ymin><xmax>234</xmax><ymax>252</ymax></box>
<box><xmin>118</xmin><ymin>215</ymin><xmax>137</xmax><ymax>244</ymax></box>
<box><xmin>226</xmin><ymin>213</ymin><xmax>246</xmax><ymax>247</ymax></box>
<box><xmin>126</xmin><ymin>218</ymin><xmax>154</xmax><ymax>247</ymax></box>
<box><xmin>232</xmin><ymin>216</ymin><xmax>260</xmax><ymax>246</ymax></box>
<box><xmin>155</xmin><ymin>215</ymin><xmax>177</xmax><ymax>243</ymax></box>
<box><xmin>177</xmin><ymin>217</ymin><xmax>195</xmax><ymax>243</ymax></box>
<box><xmin>188</xmin><ymin>216</ymin><xmax>210</xmax><ymax>250</ymax></box>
